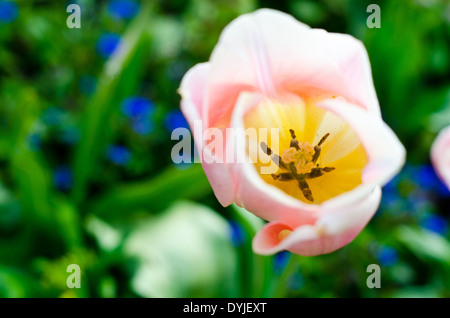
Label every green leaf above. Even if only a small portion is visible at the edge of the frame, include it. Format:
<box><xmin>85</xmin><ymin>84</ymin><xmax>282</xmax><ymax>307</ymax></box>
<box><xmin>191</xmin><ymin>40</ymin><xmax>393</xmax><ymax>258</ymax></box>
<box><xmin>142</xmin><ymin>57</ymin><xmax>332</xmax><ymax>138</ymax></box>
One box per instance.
<box><xmin>230</xmin><ymin>204</ymin><xmax>272</xmax><ymax>297</ymax></box>
<box><xmin>428</xmin><ymin>88</ymin><xmax>450</xmax><ymax>133</ymax></box>
<box><xmin>6</xmin><ymin>85</ymin><xmax>55</xmax><ymax>228</ymax></box>
<box><xmin>89</xmin><ymin>164</ymin><xmax>212</xmax><ymax>221</ymax></box>
<box><xmin>0</xmin><ymin>266</ymin><xmax>39</xmax><ymax>298</ymax></box>
<box><xmin>52</xmin><ymin>197</ymin><xmax>83</xmax><ymax>250</ymax></box>
<box><xmin>388</xmin><ymin>285</ymin><xmax>442</xmax><ymax>298</ymax></box>
<box><xmin>72</xmin><ymin>3</ymin><xmax>153</xmax><ymax>204</ymax></box>
<box><xmin>396</xmin><ymin>226</ymin><xmax>450</xmax><ymax>265</ymax></box>
<box><xmin>231</xmin><ymin>204</ymin><xmax>264</xmax><ymax>235</ymax></box>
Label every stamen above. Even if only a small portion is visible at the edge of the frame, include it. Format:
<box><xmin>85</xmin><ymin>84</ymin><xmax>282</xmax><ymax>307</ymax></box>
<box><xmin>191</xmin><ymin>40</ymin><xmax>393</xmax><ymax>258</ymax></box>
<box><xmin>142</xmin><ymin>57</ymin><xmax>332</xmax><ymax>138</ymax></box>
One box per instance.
<box><xmin>317</xmin><ymin>133</ymin><xmax>330</xmax><ymax>146</ymax></box>
<box><xmin>311</xmin><ymin>149</ymin><xmax>320</xmax><ymax>164</ymax></box>
<box><xmin>305</xmin><ymin>167</ymin><xmax>335</xmax><ymax>179</ymax></box>
<box><xmin>312</xmin><ymin>132</ymin><xmax>330</xmax><ymax>163</ymax></box>
<box><xmin>288</xmin><ymin>162</ymin><xmax>301</xmax><ymax>178</ymax></box>
<box><xmin>289</xmin><ymin>129</ymin><xmax>300</xmax><ymax>150</ymax></box>
<box><xmin>261</xmin><ymin>131</ymin><xmax>334</xmax><ymax>203</ymax></box>
<box><xmin>260</xmin><ymin>141</ymin><xmax>272</xmax><ymax>155</ymax></box>
<box><xmin>260</xmin><ymin>142</ymin><xmax>287</xmax><ymax>169</ymax></box>
<box><xmin>298</xmin><ymin>178</ymin><xmax>314</xmax><ymax>202</ymax></box>
<box><xmin>271</xmin><ymin>173</ymin><xmax>294</xmax><ymax>181</ymax></box>
<box><xmin>306</xmin><ymin>168</ymin><xmax>324</xmax><ymax>179</ymax></box>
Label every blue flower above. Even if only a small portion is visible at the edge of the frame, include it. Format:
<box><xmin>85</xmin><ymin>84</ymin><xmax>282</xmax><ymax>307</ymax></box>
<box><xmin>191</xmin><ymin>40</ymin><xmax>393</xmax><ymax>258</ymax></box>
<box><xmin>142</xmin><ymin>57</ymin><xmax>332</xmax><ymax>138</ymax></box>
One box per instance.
<box><xmin>376</xmin><ymin>245</ymin><xmax>398</xmax><ymax>267</ymax></box>
<box><xmin>131</xmin><ymin>117</ymin><xmax>154</xmax><ymax>135</ymax></box>
<box><xmin>435</xmin><ymin>181</ymin><xmax>450</xmax><ymax>197</ymax></box>
<box><xmin>416</xmin><ymin>165</ymin><xmax>439</xmax><ymax>191</ymax></box>
<box><xmin>106</xmin><ymin>145</ymin><xmax>131</xmax><ymax>166</ymax></box>
<box><xmin>107</xmin><ymin>0</ymin><xmax>139</xmax><ymax>20</ymax></box>
<box><xmin>380</xmin><ymin>186</ymin><xmax>400</xmax><ymax>209</ymax></box>
<box><xmin>79</xmin><ymin>75</ymin><xmax>97</xmax><ymax>95</ymax></box>
<box><xmin>164</xmin><ymin>110</ymin><xmax>189</xmax><ymax>132</ymax></box>
<box><xmin>409</xmin><ymin>164</ymin><xmax>449</xmax><ymax>197</ymax></box>
<box><xmin>121</xmin><ymin>97</ymin><xmax>155</xmax><ymax>135</ymax></box>
<box><xmin>228</xmin><ymin>220</ymin><xmax>245</xmax><ymax>247</ymax></box>
<box><xmin>380</xmin><ymin>167</ymin><xmax>403</xmax><ymax>206</ymax></box>
<box><xmin>97</xmin><ymin>33</ymin><xmax>121</xmax><ymax>58</ymax></box>
<box><xmin>421</xmin><ymin>215</ymin><xmax>448</xmax><ymax>235</ymax></box>
<box><xmin>0</xmin><ymin>1</ymin><xmax>18</xmax><ymax>24</ymax></box>
<box><xmin>53</xmin><ymin>166</ymin><xmax>73</xmax><ymax>191</ymax></box>
<box><xmin>274</xmin><ymin>251</ymin><xmax>290</xmax><ymax>274</ymax></box>
<box><xmin>383</xmin><ymin>172</ymin><xmax>402</xmax><ymax>193</ymax></box>
<box><xmin>121</xmin><ymin>96</ymin><xmax>154</xmax><ymax>119</ymax></box>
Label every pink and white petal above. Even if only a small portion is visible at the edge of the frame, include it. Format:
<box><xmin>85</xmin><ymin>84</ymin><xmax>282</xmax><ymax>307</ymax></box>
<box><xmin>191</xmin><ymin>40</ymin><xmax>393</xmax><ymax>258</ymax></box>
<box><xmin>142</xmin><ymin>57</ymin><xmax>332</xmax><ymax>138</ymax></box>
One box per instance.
<box><xmin>310</xmin><ymin>30</ymin><xmax>381</xmax><ymax>116</ymax></box>
<box><xmin>206</xmin><ymin>9</ymin><xmax>377</xmax><ymax>127</ymax></box>
<box><xmin>252</xmin><ymin>221</ymin><xmax>316</xmax><ymax>255</ymax></box>
<box><xmin>233</xmin><ymin>157</ymin><xmax>319</xmax><ymax>226</ymax></box>
<box><xmin>431</xmin><ymin>126</ymin><xmax>450</xmax><ymax>190</ymax></box>
<box><xmin>179</xmin><ymin>63</ymin><xmax>236</xmax><ymax>206</ymax></box>
<box><xmin>317</xmin><ymin>98</ymin><xmax>406</xmax><ymax>189</ymax></box>
<box><xmin>179</xmin><ymin>62</ymin><xmax>210</xmax><ymax>130</ymax></box>
<box><xmin>253</xmin><ymin>187</ymin><xmax>381</xmax><ymax>256</ymax></box>
<box><xmin>200</xmin><ymin>148</ymin><xmax>236</xmax><ymax>207</ymax></box>
<box><xmin>316</xmin><ymin>186</ymin><xmax>381</xmax><ymax>236</ymax></box>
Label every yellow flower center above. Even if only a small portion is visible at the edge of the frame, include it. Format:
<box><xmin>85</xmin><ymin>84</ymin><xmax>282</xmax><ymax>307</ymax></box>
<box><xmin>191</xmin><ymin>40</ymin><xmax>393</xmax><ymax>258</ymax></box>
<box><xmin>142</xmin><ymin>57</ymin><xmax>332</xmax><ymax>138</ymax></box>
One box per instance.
<box><xmin>282</xmin><ymin>143</ymin><xmax>315</xmax><ymax>174</ymax></box>
<box><xmin>244</xmin><ymin>94</ymin><xmax>368</xmax><ymax>205</ymax></box>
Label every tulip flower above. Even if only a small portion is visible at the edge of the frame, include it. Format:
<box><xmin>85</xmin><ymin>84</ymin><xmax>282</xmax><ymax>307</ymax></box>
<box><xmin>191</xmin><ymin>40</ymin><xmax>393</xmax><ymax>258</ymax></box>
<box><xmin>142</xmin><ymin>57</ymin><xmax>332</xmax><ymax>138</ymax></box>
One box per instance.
<box><xmin>179</xmin><ymin>9</ymin><xmax>405</xmax><ymax>256</ymax></box>
<box><xmin>431</xmin><ymin>126</ymin><xmax>450</xmax><ymax>190</ymax></box>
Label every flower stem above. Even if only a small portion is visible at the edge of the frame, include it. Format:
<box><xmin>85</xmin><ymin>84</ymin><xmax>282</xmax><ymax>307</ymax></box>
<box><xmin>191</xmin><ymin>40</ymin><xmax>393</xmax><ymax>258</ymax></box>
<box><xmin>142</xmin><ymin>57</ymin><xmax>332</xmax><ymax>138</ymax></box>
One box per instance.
<box><xmin>271</xmin><ymin>253</ymin><xmax>299</xmax><ymax>298</ymax></box>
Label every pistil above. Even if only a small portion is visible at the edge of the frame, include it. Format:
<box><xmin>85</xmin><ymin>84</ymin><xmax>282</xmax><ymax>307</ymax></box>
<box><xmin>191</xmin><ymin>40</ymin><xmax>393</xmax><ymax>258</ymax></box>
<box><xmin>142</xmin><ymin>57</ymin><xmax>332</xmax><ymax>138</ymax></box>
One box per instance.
<box><xmin>260</xmin><ymin>130</ymin><xmax>335</xmax><ymax>203</ymax></box>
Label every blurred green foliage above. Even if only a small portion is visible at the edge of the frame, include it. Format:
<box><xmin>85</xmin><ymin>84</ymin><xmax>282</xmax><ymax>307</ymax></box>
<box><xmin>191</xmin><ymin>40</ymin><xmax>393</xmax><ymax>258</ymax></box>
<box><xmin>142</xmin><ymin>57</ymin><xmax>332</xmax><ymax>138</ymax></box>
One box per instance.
<box><xmin>0</xmin><ymin>0</ymin><xmax>449</xmax><ymax>298</ymax></box>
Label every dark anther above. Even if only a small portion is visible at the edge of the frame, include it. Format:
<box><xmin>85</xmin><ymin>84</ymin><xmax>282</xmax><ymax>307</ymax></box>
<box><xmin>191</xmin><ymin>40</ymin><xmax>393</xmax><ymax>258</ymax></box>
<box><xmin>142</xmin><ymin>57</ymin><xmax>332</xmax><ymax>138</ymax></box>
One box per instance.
<box><xmin>306</xmin><ymin>168</ymin><xmax>324</xmax><ymax>179</ymax></box>
<box><xmin>260</xmin><ymin>142</ymin><xmax>272</xmax><ymax>155</ymax></box>
<box><xmin>289</xmin><ymin>129</ymin><xmax>296</xmax><ymax>139</ymax></box>
<box><xmin>289</xmin><ymin>129</ymin><xmax>300</xmax><ymax>150</ymax></box>
<box><xmin>298</xmin><ymin>179</ymin><xmax>314</xmax><ymax>202</ymax></box>
<box><xmin>260</xmin><ymin>141</ymin><xmax>287</xmax><ymax>169</ymax></box>
<box><xmin>305</xmin><ymin>167</ymin><xmax>335</xmax><ymax>179</ymax></box>
<box><xmin>271</xmin><ymin>173</ymin><xmax>294</xmax><ymax>181</ymax></box>
<box><xmin>317</xmin><ymin>133</ymin><xmax>330</xmax><ymax>147</ymax></box>
<box><xmin>312</xmin><ymin>148</ymin><xmax>321</xmax><ymax>163</ymax></box>
<box><xmin>312</xmin><ymin>133</ymin><xmax>330</xmax><ymax>163</ymax></box>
